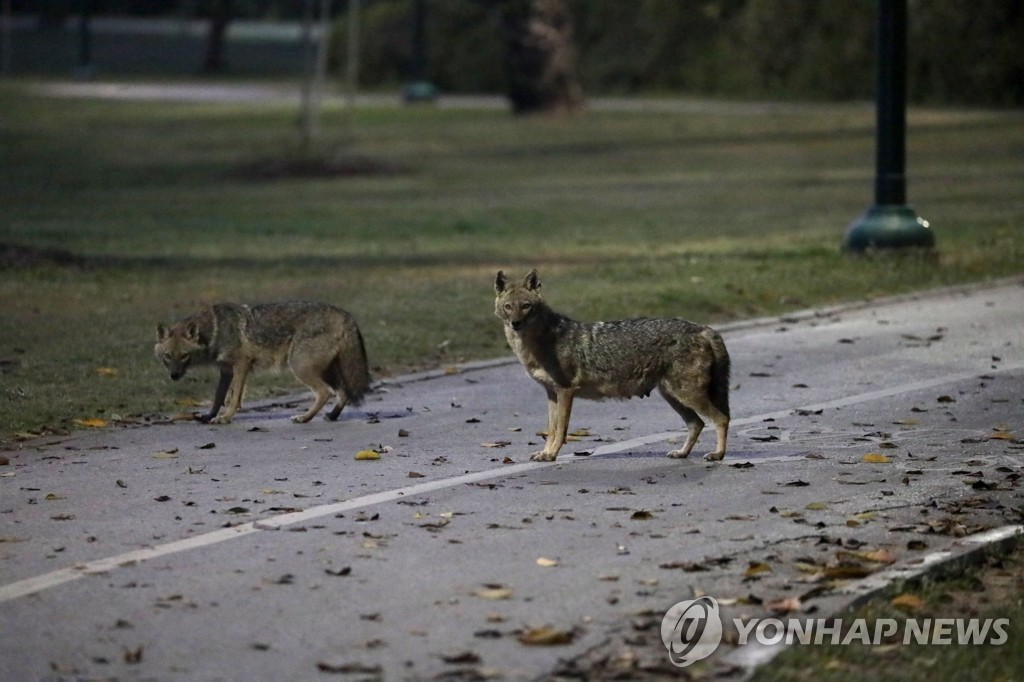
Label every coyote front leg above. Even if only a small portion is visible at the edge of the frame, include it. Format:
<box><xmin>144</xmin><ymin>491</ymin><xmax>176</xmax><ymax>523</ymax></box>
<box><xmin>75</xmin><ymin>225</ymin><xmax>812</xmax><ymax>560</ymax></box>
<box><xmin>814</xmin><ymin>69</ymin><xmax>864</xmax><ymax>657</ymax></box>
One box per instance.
<box><xmin>211</xmin><ymin>359</ymin><xmax>253</xmax><ymax>424</ymax></box>
<box><xmin>197</xmin><ymin>364</ymin><xmax>233</xmax><ymax>423</ymax></box>
<box><xmin>532</xmin><ymin>387</ymin><xmax>575</xmax><ymax>462</ymax></box>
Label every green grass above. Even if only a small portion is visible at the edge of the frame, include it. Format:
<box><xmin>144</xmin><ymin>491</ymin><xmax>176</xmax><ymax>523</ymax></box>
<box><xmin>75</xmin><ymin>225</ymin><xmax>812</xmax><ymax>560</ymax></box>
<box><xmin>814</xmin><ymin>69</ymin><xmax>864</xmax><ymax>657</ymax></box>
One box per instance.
<box><xmin>1</xmin><ymin>81</ymin><xmax>1022</xmax><ymax>442</ymax></box>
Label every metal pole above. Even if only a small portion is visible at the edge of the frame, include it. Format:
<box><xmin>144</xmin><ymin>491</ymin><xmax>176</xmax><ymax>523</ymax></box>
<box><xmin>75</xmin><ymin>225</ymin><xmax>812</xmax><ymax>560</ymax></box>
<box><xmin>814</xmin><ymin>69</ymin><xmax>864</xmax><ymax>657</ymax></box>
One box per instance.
<box><xmin>843</xmin><ymin>0</ymin><xmax>933</xmax><ymax>252</ymax></box>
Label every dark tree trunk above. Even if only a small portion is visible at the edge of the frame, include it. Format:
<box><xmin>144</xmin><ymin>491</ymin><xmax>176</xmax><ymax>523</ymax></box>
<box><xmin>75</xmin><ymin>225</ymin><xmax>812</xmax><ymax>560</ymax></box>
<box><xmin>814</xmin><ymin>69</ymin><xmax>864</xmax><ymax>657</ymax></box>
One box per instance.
<box><xmin>201</xmin><ymin>0</ymin><xmax>232</xmax><ymax>74</ymax></box>
<box><xmin>500</xmin><ymin>0</ymin><xmax>584</xmax><ymax>115</ymax></box>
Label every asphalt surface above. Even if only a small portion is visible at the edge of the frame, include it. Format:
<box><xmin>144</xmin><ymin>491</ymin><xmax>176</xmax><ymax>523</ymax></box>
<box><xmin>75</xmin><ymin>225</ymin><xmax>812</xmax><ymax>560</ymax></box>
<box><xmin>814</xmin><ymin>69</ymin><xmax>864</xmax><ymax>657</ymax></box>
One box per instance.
<box><xmin>1</xmin><ymin>277</ymin><xmax>1022</xmax><ymax>681</ymax></box>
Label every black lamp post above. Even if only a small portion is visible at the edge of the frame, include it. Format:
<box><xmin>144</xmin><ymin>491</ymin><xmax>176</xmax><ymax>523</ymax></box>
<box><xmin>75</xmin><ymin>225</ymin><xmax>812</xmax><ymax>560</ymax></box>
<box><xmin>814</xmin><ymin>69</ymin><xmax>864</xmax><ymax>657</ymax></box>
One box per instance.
<box><xmin>843</xmin><ymin>0</ymin><xmax>934</xmax><ymax>252</ymax></box>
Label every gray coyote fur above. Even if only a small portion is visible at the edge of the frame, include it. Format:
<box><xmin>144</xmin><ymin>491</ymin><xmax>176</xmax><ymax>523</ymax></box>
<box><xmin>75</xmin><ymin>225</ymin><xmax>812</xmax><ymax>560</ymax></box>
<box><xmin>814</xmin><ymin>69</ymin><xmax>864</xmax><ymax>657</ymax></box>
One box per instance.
<box><xmin>494</xmin><ymin>269</ymin><xmax>730</xmax><ymax>462</ymax></box>
<box><xmin>155</xmin><ymin>301</ymin><xmax>370</xmax><ymax>424</ymax></box>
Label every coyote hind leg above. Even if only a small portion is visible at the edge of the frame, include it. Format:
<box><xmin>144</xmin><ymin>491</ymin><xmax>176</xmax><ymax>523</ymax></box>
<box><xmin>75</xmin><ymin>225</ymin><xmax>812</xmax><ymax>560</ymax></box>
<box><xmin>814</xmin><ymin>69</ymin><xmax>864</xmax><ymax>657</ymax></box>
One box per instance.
<box><xmin>659</xmin><ymin>385</ymin><xmax>728</xmax><ymax>461</ymax></box>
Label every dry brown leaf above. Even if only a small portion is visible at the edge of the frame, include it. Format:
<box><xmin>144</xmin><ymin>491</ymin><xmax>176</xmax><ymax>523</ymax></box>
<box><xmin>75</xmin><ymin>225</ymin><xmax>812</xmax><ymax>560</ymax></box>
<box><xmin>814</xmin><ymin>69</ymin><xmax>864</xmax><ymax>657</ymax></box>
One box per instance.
<box><xmin>744</xmin><ymin>561</ymin><xmax>772</xmax><ymax>577</ymax></box>
<box><xmin>891</xmin><ymin>593</ymin><xmax>924</xmax><ymax>612</ymax></box>
<box><xmin>73</xmin><ymin>418</ymin><xmax>108</xmax><ymax>428</ymax></box>
<box><xmin>474</xmin><ymin>586</ymin><xmax>513</xmax><ymax>600</ymax></box>
<box><xmin>766</xmin><ymin>596</ymin><xmax>802</xmax><ymax>613</ymax></box>
<box><xmin>863</xmin><ymin>453</ymin><xmax>891</xmax><ymax>463</ymax></box>
<box><xmin>518</xmin><ymin>626</ymin><xmax>576</xmax><ymax>646</ymax></box>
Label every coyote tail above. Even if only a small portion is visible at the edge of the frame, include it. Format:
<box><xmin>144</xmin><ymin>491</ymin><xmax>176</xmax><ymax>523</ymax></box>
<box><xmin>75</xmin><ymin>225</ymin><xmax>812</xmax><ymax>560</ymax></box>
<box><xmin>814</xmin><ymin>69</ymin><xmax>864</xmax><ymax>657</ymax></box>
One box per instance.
<box><xmin>327</xmin><ymin>328</ymin><xmax>371</xmax><ymax>406</ymax></box>
<box><xmin>709</xmin><ymin>333</ymin><xmax>731</xmax><ymax>419</ymax></box>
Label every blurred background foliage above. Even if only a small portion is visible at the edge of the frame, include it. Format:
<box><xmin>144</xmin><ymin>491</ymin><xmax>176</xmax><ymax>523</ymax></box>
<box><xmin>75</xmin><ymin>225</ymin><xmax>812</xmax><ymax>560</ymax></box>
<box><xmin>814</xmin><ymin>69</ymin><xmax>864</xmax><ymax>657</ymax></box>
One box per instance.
<box><xmin>8</xmin><ymin>0</ymin><xmax>1023</xmax><ymax>107</ymax></box>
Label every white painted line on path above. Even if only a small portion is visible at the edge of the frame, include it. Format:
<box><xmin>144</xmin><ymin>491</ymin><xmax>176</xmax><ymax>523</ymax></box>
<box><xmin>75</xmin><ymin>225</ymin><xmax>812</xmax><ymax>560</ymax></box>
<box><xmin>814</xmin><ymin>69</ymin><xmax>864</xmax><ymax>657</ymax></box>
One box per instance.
<box><xmin>1</xmin><ymin>362</ymin><xmax>1020</xmax><ymax>604</ymax></box>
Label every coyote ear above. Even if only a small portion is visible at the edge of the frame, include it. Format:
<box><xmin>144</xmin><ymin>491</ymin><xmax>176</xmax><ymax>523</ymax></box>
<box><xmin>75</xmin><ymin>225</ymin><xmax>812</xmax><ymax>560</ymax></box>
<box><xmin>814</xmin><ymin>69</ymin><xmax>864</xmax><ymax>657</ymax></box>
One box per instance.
<box><xmin>495</xmin><ymin>270</ymin><xmax>509</xmax><ymax>294</ymax></box>
<box><xmin>156</xmin><ymin>323</ymin><xmax>169</xmax><ymax>342</ymax></box>
<box><xmin>523</xmin><ymin>269</ymin><xmax>541</xmax><ymax>291</ymax></box>
<box><xmin>185</xmin><ymin>322</ymin><xmax>201</xmax><ymax>341</ymax></box>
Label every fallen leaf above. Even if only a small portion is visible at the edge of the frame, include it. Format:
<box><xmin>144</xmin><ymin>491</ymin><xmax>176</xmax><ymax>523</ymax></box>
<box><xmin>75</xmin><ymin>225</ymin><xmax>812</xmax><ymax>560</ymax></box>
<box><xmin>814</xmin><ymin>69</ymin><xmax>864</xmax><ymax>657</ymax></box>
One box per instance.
<box><xmin>823</xmin><ymin>564</ymin><xmax>874</xmax><ymax>579</ymax></box>
<box><xmin>744</xmin><ymin>561</ymin><xmax>772</xmax><ymax>577</ymax></box>
<box><xmin>73</xmin><ymin>418</ymin><xmax>108</xmax><ymax>428</ymax></box>
<box><xmin>481</xmin><ymin>441</ymin><xmax>512</xmax><ymax>448</ymax></box>
<box><xmin>518</xmin><ymin>626</ymin><xmax>576</xmax><ymax>646</ymax></box>
<box><xmin>474</xmin><ymin>586</ymin><xmax>513</xmax><ymax>600</ymax></box>
<box><xmin>94</xmin><ymin>367</ymin><xmax>118</xmax><ymax>377</ymax></box>
<box><xmin>316</xmin><ymin>661</ymin><xmax>382</xmax><ymax>675</ymax></box>
<box><xmin>989</xmin><ymin>431</ymin><xmax>1014</xmax><ymax>441</ymax></box>
<box><xmin>441</xmin><ymin>651</ymin><xmax>481</xmax><ymax>664</ymax></box>
<box><xmin>863</xmin><ymin>453</ymin><xmax>891</xmax><ymax>463</ymax></box>
<box><xmin>891</xmin><ymin>593</ymin><xmax>923</xmax><ymax>612</ymax></box>
<box><xmin>893</xmin><ymin>418</ymin><xmax>919</xmax><ymax>426</ymax></box>
<box><xmin>804</xmin><ymin>502</ymin><xmax>828</xmax><ymax>511</ymax></box>
<box><xmin>766</xmin><ymin>596</ymin><xmax>802</xmax><ymax>613</ymax></box>
<box><xmin>325</xmin><ymin>566</ymin><xmax>351</xmax><ymax>577</ymax></box>
<box><xmin>354</xmin><ymin>450</ymin><xmax>381</xmax><ymax>461</ymax></box>
<box><xmin>536</xmin><ymin>557</ymin><xmax>558</xmax><ymax>568</ymax></box>
<box><xmin>408</xmin><ymin>471</ymin><xmax>425</xmax><ymax>478</ymax></box>
<box><xmin>843</xmin><ymin>548</ymin><xmax>897</xmax><ymax>564</ymax></box>
<box><xmin>630</xmin><ymin>510</ymin><xmax>654</xmax><ymax>520</ymax></box>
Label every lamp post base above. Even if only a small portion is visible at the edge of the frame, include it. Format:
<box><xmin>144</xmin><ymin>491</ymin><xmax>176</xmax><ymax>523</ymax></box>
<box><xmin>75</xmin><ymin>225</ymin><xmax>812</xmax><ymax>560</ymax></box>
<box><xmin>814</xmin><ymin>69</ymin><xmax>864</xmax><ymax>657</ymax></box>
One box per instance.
<box><xmin>843</xmin><ymin>204</ymin><xmax>934</xmax><ymax>252</ymax></box>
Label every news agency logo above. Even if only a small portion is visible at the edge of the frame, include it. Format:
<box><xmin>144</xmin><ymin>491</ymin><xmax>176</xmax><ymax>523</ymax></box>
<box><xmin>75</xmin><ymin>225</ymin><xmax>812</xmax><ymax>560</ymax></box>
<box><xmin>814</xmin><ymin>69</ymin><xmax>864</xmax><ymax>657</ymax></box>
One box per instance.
<box><xmin>661</xmin><ymin>596</ymin><xmax>724</xmax><ymax>667</ymax></box>
<box><xmin>662</xmin><ymin>595</ymin><xmax>1010</xmax><ymax>667</ymax></box>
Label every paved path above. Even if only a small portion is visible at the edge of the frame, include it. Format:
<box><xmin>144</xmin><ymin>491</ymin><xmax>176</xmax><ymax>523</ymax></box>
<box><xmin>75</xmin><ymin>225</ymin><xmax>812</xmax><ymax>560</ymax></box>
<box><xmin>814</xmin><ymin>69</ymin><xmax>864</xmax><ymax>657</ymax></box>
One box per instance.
<box><xmin>1</xmin><ymin>278</ymin><xmax>1022</xmax><ymax>680</ymax></box>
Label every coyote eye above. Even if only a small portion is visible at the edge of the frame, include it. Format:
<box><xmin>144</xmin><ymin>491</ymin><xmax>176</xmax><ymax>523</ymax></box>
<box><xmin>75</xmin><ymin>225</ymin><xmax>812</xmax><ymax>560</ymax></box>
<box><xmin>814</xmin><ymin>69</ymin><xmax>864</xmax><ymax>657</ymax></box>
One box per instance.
<box><xmin>503</xmin><ymin>302</ymin><xmax>513</xmax><ymax>312</ymax></box>
<box><xmin>521</xmin><ymin>303</ymin><xmax>532</xmax><ymax>311</ymax></box>
<box><xmin>163</xmin><ymin>352</ymin><xmax>173</xmax><ymax>362</ymax></box>
<box><xmin>180</xmin><ymin>353</ymin><xmax>190</xmax><ymax>364</ymax></box>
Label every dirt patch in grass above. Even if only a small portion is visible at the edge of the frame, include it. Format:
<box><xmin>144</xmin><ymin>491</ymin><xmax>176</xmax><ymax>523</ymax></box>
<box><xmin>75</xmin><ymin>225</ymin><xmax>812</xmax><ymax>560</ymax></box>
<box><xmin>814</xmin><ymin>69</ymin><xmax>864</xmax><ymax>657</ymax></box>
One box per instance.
<box><xmin>0</xmin><ymin>243</ymin><xmax>90</xmax><ymax>269</ymax></box>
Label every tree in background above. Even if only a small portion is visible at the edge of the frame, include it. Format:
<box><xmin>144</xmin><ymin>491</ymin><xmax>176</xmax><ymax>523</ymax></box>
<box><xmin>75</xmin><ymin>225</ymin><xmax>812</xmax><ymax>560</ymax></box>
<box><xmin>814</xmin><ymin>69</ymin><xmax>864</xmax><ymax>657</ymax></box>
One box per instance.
<box><xmin>199</xmin><ymin>0</ymin><xmax>233</xmax><ymax>73</ymax></box>
<box><xmin>497</xmin><ymin>0</ymin><xmax>583</xmax><ymax>114</ymax></box>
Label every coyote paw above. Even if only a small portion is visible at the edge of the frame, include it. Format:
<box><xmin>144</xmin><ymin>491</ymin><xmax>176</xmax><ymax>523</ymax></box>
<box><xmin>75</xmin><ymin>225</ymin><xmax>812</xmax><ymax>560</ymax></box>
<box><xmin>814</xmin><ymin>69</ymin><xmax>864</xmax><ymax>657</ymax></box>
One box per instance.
<box><xmin>530</xmin><ymin>451</ymin><xmax>557</xmax><ymax>462</ymax></box>
<box><xmin>209</xmin><ymin>415</ymin><xmax>233</xmax><ymax>425</ymax></box>
<box><xmin>703</xmin><ymin>451</ymin><xmax>725</xmax><ymax>462</ymax></box>
<box><xmin>666</xmin><ymin>448</ymin><xmax>692</xmax><ymax>459</ymax></box>
<box><xmin>291</xmin><ymin>414</ymin><xmax>312</xmax><ymax>424</ymax></box>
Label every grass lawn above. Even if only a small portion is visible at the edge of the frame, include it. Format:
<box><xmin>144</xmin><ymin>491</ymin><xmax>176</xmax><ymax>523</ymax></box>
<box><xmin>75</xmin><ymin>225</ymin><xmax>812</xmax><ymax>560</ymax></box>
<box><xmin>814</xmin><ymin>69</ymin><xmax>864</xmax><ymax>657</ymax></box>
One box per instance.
<box><xmin>0</xmin><ymin>81</ymin><xmax>1022</xmax><ymax>442</ymax></box>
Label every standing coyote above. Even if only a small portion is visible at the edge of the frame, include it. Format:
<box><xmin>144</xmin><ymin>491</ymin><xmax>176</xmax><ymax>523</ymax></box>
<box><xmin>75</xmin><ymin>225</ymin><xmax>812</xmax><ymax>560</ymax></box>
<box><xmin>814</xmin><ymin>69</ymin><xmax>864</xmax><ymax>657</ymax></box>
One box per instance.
<box><xmin>495</xmin><ymin>270</ymin><xmax>730</xmax><ymax>462</ymax></box>
<box><xmin>155</xmin><ymin>302</ymin><xmax>370</xmax><ymax>424</ymax></box>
